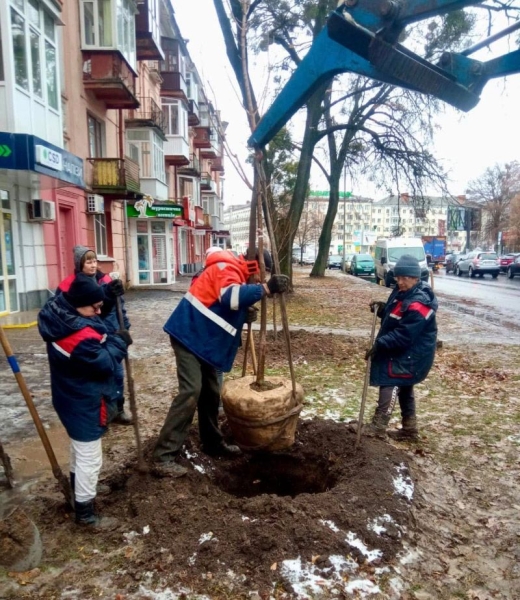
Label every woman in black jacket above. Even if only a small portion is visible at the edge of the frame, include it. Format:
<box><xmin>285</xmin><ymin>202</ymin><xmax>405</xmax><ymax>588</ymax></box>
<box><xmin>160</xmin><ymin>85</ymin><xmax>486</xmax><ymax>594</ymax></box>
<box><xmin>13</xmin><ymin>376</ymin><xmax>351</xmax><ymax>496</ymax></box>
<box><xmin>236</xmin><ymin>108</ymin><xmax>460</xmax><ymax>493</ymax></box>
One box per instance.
<box><xmin>365</xmin><ymin>255</ymin><xmax>438</xmax><ymax>440</ymax></box>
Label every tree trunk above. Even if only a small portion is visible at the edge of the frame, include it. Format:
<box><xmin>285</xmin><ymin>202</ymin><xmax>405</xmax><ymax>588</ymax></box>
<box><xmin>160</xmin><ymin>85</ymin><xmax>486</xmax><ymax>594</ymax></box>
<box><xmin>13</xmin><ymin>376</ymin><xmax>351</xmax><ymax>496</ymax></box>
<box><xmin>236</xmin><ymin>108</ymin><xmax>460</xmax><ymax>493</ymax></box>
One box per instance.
<box><xmin>311</xmin><ymin>171</ymin><xmax>341</xmax><ymax>277</ymax></box>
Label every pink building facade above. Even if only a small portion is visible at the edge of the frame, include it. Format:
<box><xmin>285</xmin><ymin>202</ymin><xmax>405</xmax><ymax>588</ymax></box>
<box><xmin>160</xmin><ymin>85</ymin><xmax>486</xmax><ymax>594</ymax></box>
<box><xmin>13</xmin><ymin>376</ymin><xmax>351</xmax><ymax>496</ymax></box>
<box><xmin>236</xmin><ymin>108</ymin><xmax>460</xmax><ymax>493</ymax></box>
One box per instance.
<box><xmin>0</xmin><ymin>0</ymin><xmax>228</xmax><ymax>317</ymax></box>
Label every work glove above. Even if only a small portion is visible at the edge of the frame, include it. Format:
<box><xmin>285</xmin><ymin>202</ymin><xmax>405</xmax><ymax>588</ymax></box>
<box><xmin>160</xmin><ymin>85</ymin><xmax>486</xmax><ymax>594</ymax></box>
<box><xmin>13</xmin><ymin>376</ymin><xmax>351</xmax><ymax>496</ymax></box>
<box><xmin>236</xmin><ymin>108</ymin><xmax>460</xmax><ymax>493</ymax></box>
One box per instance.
<box><xmin>267</xmin><ymin>274</ymin><xmax>289</xmax><ymax>295</ymax></box>
<box><xmin>116</xmin><ymin>329</ymin><xmax>133</xmax><ymax>346</ymax></box>
<box><xmin>364</xmin><ymin>344</ymin><xmax>378</xmax><ymax>361</ymax></box>
<box><xmin>106</xmin><ymin>279</ymin><xmax>125</xmax><ymax>298</ymax></box>
<box><xmin>369</xmin><ymin>300</ymin><xmax>386</xmax><ymax>317</ymax></box>
<box><xmin>246</xmin><ymin>306</ymin><xmax>258</xmax><ymax>324</ymax></box>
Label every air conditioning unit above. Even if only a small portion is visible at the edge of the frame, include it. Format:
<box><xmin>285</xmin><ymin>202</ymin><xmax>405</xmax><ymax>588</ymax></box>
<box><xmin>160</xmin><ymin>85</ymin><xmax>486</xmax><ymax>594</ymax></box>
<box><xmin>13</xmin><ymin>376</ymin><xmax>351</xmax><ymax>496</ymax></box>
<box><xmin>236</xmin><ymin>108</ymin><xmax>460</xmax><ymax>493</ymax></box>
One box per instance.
<box><xmin>28</xmin><ymin>199</ymin><xmax>56</xmax><ymax>222</ymax></box>
<box><xmin>86</xmin><ymin>194</ymin><xmax>105</xmax><ymax>214</ymax></box>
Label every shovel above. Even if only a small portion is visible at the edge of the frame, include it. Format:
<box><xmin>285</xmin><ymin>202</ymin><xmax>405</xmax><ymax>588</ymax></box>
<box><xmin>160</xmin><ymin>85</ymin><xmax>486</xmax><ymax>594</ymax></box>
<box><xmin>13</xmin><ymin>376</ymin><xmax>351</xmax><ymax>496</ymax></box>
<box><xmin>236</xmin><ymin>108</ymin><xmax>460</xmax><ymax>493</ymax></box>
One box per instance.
<box><xmin>115</xmin><ymin>297</ymin><xmax>146</xmax><ymax>472</ymax></box>
<box><xmin>355</xmin><ymin>308</ymin><xmax>379</xmax><ymax>450</ymax></box>
<box><xmin>0</xmin><ymin>326</ymin><xmax>73</xmax><ymax>507</ymax></box>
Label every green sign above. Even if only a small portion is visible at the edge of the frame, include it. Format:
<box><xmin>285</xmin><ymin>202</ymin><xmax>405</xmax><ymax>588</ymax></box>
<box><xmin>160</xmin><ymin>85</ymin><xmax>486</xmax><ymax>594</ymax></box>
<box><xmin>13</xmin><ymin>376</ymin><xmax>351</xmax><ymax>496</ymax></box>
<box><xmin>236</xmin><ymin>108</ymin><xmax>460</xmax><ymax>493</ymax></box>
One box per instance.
<box><xmin>310</xmin><ymin>191</ymin><xmax>352</xmax><ymax>198</ymax></box>
<box><xmin>127</xmin><ymin>203</ymin><xmax>183</xmax><ymax>219</ymax></box>
<box><xmin>0</xmin><ymin>144</ymin><xmax>12</xmax><ymax>158</ymax></box>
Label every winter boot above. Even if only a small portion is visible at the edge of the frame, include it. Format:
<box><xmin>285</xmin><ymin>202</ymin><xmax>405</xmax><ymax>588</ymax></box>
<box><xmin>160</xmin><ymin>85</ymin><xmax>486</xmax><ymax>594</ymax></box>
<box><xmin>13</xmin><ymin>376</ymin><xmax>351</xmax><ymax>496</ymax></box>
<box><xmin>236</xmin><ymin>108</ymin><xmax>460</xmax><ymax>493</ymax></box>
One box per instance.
<box><xmin>388</xmin><ymin>416</ymin><xmax>419</xmax><ymax>441</ymax></box>
<box><xmin>112</xmin><ymin>398</ymin><xmax>134</xmax><ymax>425</ymax></box>
<box><xmin>75</xmin><ymin>500</ymin><xmax>119</xmax><ymax>531</ymax></box>
<box><xmin>363</xmin><ymin>412</ymin><xmax>391</xmax><ymax>439</ymax></box>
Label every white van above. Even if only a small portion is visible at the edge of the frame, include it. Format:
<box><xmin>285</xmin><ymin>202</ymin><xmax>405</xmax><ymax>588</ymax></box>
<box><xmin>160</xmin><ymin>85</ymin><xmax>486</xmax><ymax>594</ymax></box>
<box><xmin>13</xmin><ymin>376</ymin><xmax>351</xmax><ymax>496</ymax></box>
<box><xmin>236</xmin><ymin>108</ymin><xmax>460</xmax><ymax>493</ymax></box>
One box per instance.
<box><xmin>374</xmin><ymin>237</ymin><xmax>429</xmax><ymax>287</ymax></box>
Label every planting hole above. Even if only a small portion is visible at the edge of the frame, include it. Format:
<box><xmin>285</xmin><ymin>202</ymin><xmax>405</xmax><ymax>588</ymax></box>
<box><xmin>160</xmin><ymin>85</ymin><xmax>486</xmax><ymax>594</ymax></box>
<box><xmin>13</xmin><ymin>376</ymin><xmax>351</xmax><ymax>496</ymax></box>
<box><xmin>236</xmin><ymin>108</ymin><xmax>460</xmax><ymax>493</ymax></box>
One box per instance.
<box><xmin>215</xmin><ymin>454</ymin><xmax>337</xmax><ymax>498</ymax></box>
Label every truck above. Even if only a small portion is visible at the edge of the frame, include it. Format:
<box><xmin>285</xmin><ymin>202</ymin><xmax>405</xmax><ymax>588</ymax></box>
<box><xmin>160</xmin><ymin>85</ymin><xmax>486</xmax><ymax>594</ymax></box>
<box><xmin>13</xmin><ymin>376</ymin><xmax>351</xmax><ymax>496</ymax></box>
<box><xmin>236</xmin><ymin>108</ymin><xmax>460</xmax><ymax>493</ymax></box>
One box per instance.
<box><xmin>422</xmin><ymin>236</ymin><xmax>447</xmax><ymax>271</ymax></box>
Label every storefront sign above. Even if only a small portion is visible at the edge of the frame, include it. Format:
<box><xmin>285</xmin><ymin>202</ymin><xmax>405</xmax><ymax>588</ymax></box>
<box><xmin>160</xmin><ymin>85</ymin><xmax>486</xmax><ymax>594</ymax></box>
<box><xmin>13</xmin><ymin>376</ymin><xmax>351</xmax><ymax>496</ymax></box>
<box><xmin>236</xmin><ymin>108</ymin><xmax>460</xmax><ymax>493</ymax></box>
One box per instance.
<box><xmin>127</xmin><ymin>202</ymin><xmax>183</xmax><ymax>219</ymax></box>
<box><xmin>0</xmin><ymin>132</ymin><xmax>84</xmax><ymax>188</ymax></box>
<box><xmin>35</xmin><ymin>145</ymin><xmax>63</xmax><ymax>171</ymax></box>
<box><xmin>311</xmin><ymin>190</ymin><xmax>352</xmax><ymax>198</ymax></box>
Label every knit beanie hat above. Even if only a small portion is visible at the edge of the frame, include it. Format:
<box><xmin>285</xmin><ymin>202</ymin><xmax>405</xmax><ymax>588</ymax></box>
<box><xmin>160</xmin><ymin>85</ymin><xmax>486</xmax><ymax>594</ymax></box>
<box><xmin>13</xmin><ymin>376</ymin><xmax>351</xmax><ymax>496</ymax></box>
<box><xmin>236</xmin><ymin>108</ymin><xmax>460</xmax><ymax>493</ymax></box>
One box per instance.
<box><xmin>205</xmin><ymin>246</ymin><xmax>222</xmax><ymax>257</ymax></box>
<box><xmin>73</xmin><ymin>245</ymin><xmax>96</xmax><ymax>273</ymax></box>
<box><xmin>64</xmin><ymin>273</ymin><xmax>104</xmax><ymax>308</ymax></box>
<box><xmin>393</xmin><ymin>254</ymin><xmax>421</xmax><ymax>278</ymax></box>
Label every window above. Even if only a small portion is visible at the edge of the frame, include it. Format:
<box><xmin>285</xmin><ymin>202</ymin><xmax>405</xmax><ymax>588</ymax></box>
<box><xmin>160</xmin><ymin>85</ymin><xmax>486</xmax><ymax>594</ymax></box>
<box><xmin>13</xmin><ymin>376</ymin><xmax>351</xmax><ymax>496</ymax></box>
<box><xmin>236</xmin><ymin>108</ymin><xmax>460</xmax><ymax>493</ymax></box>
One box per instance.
<box><xmin>162</xmin><ymin>99</ymin><xmax>188</xmax><ymax>138</ymax></box>
<box><xmin>94</xmin><ymin>214</ymin><xmax>108</xmax><ymax>256</ymax></box>
<box><xmin>11</xmin><ymin>8</ymin><xmax>29</xmax><ymax>90</ymax></box>
<box><xmin>126</xmin><ymin>129</ymin><xmax>165</xmax><ymax>182</ymax></box>
<box><xmin>87</xmin><ymin>114</ymin><xmax>104</xmax><ymax>157</ymax></box>
<box><xmin>0</xmin><ymin>17</ymin><xmax>4</xmax><ymax>81</ymax></box>
<box><xmin>10</xmin><ymin>1</ymin><xmax>58</xmax><ymax>108</ymax></box>
<box><xmin>80</xmin><ymin>0</ymin><xmax>136</xmax><ymax>68</ymax></box>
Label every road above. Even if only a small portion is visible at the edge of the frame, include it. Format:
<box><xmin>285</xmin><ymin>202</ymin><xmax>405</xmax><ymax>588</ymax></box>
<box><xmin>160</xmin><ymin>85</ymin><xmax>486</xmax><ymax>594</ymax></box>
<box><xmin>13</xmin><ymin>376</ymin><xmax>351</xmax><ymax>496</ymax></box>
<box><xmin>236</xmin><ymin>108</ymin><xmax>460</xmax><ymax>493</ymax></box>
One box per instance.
<box><xmin>431</xmin><ymin>269</ymin><xmax>520</xmax><ymax>321</ymax></box>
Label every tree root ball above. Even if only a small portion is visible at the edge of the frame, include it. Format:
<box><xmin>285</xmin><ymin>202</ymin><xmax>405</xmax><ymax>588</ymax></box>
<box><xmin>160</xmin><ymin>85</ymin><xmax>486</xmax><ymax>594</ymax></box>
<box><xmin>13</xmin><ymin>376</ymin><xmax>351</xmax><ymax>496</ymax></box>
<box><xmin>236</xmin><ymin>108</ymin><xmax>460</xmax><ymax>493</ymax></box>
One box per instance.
<box><xmin>0</xmin><ymin>507</ymin><xmax>42</xmax><ymax>572</ymax></box>
<box><xmin>222</xmin><ymin>376</ymin><xmax>304</xmax><ymax>452</ymax></box>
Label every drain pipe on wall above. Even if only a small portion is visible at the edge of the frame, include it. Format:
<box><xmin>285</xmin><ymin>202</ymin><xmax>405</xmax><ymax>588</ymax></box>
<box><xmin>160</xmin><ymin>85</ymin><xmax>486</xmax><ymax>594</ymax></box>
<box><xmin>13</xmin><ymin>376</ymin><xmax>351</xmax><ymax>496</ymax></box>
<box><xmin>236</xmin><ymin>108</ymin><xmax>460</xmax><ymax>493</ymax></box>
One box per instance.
<box><xmin>123</xmin><ymin>199</ymin><xmax>132</xmax><ymax>285</ymax></box>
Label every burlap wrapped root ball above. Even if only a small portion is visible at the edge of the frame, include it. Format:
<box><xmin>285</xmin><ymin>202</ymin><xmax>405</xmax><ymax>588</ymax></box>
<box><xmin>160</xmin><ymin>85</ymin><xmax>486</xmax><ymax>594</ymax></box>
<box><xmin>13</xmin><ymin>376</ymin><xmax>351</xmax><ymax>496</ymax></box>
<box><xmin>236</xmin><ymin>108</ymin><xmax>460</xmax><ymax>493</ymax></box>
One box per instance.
<box><xmin>222</xmin><ymin>376</ymin><xmax>304</xmax><ymax>451</ymax></box>
<box><xmin>0</xmin><ymin>507</ymin><xmax>42</xmax><ymax>572</ymax></box>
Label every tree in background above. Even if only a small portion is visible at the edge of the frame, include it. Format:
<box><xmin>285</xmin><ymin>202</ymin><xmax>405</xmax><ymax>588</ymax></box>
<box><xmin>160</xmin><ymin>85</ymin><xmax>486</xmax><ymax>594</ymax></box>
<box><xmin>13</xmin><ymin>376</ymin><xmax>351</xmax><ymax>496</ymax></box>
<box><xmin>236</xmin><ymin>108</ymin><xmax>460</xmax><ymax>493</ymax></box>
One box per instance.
<box><xmin>466</xmin><ymin>161</ymin><xmax>520</xmax><ymax>250</ymax></box>
<box><xmin>508</xmin><ymin>194</ymin><xmax>520</xmax><ymax>250</ymax></box>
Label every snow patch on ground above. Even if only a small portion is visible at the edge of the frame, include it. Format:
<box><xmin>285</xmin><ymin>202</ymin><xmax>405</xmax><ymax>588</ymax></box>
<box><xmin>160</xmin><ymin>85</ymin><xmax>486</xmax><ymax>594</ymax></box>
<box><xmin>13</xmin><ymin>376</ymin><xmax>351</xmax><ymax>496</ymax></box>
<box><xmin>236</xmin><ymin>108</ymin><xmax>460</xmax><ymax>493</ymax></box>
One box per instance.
<box><xmin>280</xmin><ymin>555</ymin><xmax>380</xmax><ymax>598</ymax></box>
<box><xmin>393</xmin><ymin>463</ymin><xmax>414</xmax><ymax>501</ymax></box>
<box><xmin>367</xmin><ymin>513</ymin><xmax>397</xmax><ymax>535</ymax></box>
<box><xmin>345</xmin><ymin>531</ymin><xmax>383</xmax><ymax>563</ymax></box>
<box><xmin>135</xmin><ymin>586</ymin><xmax>211</xmax><ymax>600</ymax></box>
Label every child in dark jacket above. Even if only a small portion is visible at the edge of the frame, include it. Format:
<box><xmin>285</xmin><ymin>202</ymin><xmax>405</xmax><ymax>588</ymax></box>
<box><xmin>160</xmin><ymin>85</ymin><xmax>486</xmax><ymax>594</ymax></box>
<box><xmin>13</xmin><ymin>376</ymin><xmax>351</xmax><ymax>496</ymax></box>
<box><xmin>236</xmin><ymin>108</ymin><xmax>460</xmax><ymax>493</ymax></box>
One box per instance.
<box><xmin>38</xmin><ymin>273</ymin><xmax>132</xmax><ymax>529</ymax></box>
<box><xmin>56</xmin><ymin>245</ymin><xmax>132</xmax><ymax>425</ymax></box>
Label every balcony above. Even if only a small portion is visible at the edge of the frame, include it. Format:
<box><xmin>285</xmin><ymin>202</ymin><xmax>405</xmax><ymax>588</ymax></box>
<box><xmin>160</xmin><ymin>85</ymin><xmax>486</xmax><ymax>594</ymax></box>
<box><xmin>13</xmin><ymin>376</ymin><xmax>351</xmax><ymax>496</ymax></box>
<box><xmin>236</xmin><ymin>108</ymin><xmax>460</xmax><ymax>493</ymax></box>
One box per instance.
<box><xmin>203</xmin><ymin>213</ymin><xmax>212</xmax><ymax>228</ymax></box>
<box><xmin>126</xmin><ymin>96</ymin><xmax>166</xmax><ymax>138</ymax></box>
<box><xmin>178</xmin><ymin>154</ymin><xmax>201</xmax><ymax>175</ymax></box>
<box><xmin>160</xmin><ymin>71</ymin><xmax>188</xmax><ymax>102</ymax></box>
<box><xmin>86</xmin><ymin>158</ymin><xmax>141</xmax><ymax>195</ymax></box>
<box><xmin>135</xmin><ymin>0</ymin><xmax>164</xmax><ymax>61</ymax></box>
<box><xmin>82</xmin><ymin>51</ymin><xmax>139</xmax><ymax>109</ymax></box>
<box><xmin>200</xmin><ymin>172</ymin><xmax>216</xmax><ymax>193</ymax></box>
<box><xmin>210</xmin><ymin>157</ymin><xmax>224</xmax><ymax>173</ymax></box>
<box><xmin>164</xmin><ymin>136</ymin><xmax>190</xmax><ymax>166</ymax></box>
<box><xmin>188</xmin><ymin>99</ymin><xmax>200</xmax><ymax>126</ymax></box>
<box><xmin>193</xmin><ymin>127</ymin><xmax>211</xmax><ymax>149</ymax></box>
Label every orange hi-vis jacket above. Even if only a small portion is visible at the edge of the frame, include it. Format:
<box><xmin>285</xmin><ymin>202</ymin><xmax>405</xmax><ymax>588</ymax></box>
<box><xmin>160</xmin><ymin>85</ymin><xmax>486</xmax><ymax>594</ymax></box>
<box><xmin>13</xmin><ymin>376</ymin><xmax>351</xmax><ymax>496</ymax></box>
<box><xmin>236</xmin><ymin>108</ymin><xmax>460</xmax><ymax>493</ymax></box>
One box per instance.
<box><xmin>164</xmin><ymin>251</ymin><xmax>264</xmax><ymax>371</ymax></box>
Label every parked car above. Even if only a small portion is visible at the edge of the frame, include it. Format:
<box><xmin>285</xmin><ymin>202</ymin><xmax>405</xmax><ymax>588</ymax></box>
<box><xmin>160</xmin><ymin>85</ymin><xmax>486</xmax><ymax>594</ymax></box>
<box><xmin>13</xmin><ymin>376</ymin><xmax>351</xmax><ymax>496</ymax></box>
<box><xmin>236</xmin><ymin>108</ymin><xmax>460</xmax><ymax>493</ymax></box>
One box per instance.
<box><xmin>445</xmin><ymin>252</ymin><xmax>461</xmax><ymax>274</ymax></box>
<box><xmin>499</xmin><ymin>253</ymin><xmax>520</xmax><ymax>272</ymax></box>
<box><xmin>343</xmin><ymin>253</ymin><xmax>355</xmax><ymax>272</ymax></box>
<box><xmin>456</xmin><ymin>251</ymin><xmax>499</xmax><ymax>278</ymax></box>
<box><xmin>349</xmin><ymin>253</ymin><xmax>375</xmax><ymax>277</ymax></box>
<box><xmin>507</xmin><ymin>254</ymin><xmax>520</xmax><ymax>279</ymax></box>
<box><xmin>327</xmin><ymin>255</ymin><xmax>343</xmax><ymax>269</ymax></box>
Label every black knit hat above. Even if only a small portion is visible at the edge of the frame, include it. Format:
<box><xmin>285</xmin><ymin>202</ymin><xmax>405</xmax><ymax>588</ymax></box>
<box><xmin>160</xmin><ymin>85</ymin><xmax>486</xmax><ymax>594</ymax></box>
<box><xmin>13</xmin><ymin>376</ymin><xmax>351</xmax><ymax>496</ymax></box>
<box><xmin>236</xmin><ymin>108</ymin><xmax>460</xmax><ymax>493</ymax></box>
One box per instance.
<box><xmin>394</xmin><ymin>254</ymin><xmax>421</xmax><ymax>278</ymax></box>
<box><xmin>64</xmin><ymin>273</ymin><xmax>104</xmax><ymax>308</ymax></box>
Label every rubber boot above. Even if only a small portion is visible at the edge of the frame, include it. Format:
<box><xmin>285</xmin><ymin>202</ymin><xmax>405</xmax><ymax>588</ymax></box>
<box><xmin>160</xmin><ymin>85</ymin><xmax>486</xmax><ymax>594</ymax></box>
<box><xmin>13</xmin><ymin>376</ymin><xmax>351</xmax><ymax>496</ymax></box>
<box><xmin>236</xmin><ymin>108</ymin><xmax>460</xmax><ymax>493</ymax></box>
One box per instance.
<box><xmin>112</xmin><ymin>397</ymin><xmax>134</xmax><ymax>425</ymax></box>
<box><xmin>388</xmin><ymin>416</ymin><xmax>419</xmax><ymax>441</ymax></box>
<box><xmin>363</xmin><ymin>412</ymin><xmax>391</xmax><ymax>439</ymax></box>
<box><xmin>75</xmin><ymin>500</ymin><xmax>119</xmax><ymax>531</ymax></box>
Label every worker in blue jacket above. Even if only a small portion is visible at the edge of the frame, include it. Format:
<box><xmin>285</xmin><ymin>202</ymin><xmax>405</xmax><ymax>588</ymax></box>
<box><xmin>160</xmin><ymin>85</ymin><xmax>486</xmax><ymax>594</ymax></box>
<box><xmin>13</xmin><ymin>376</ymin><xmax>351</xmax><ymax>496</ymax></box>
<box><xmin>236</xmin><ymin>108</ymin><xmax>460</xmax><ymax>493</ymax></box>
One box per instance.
<box><xmin>56</xmin><ymin>245</ymin><xmax>132</xmax><ymax>425</ymax></box>
<box><xmin>365</xmin><ymin>254</ymin><xmax>438</xmax><ymax>440</ymax></box>
<box><xmin>38</xmin><ymin>273</ymin><xmax>132</xmax><ymax>529</ymax></box>
<box><xmin>152</xmin><ymin>250</ymin><xmax>289</xmax><ymax>477</ymax></box>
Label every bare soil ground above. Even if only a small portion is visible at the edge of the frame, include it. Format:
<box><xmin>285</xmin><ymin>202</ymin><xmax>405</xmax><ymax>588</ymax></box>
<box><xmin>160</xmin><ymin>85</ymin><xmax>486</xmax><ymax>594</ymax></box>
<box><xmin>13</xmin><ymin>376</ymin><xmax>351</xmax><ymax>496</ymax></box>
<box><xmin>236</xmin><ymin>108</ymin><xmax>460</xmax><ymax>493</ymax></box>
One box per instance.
<box><xmin>1</xmin><ymin>269</ymin><xmax>520</xmax><ymax>599</ymax></box>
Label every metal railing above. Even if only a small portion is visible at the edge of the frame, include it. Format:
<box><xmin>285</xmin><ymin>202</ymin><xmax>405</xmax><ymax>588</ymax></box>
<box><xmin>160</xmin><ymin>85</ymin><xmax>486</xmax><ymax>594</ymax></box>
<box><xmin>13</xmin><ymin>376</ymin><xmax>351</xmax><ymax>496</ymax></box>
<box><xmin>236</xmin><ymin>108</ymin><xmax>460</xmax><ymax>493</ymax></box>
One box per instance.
<box><xmin>86</xmin><ymin>157</ymin><xmax>140</xmax><ymax>193</ymax></box>
<box><xmin>127</xmin><ymin>96</ymin><xmax>166</xmax><ymax>135</ymax></box>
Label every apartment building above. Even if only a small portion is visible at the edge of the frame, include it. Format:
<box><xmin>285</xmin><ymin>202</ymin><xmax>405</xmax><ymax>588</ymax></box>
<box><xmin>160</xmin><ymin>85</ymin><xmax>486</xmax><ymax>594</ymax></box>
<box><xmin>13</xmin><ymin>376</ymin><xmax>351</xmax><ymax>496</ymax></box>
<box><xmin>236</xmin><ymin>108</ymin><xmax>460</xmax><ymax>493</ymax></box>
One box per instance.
<box><xmin>0</xmin><ymin>0</ymin><xmax>228</xmax><ymax>317</ymax></box>
<box><xmin>224</xmin><ymin>192</ymin><xmax>464</xmax><ymax>259</ymax></box>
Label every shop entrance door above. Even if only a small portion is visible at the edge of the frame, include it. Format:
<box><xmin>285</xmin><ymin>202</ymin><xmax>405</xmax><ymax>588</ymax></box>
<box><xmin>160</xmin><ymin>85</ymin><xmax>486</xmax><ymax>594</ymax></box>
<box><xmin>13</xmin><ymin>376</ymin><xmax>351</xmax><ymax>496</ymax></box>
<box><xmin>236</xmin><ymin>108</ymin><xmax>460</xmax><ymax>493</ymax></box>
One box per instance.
<box><xmin>0</xmin><ymin>191</ymin><xmax>18</xmax><ymax>315</ymax></box>
<box><xmin>136</xmin><ymin>220</ymin><xmax>170</xmax><ymax>284</ymax></box>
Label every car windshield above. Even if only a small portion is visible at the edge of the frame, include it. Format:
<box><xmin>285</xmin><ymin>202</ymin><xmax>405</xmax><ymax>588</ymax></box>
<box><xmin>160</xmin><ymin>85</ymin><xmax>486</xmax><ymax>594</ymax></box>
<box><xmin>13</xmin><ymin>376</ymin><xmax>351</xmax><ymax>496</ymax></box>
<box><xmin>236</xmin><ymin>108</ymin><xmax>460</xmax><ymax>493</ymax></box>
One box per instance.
<box><xmin>329</xmin><ymin>255</ymin><xmax>342</xmax><ymax>261</ymax></box>
<box><xmin>357</xmin><ymin>254</ymin><xmax>373</xmax><ymax>262</ymax></box>
<box><xmin>479</xmin><ymin>253</ymin><xmax>497</xmax><ymax>260</ymax></box>
<box><xmin>388</xmin><ymin>247</ymin><xmax>425</xmax><ymax>262</ymax></box>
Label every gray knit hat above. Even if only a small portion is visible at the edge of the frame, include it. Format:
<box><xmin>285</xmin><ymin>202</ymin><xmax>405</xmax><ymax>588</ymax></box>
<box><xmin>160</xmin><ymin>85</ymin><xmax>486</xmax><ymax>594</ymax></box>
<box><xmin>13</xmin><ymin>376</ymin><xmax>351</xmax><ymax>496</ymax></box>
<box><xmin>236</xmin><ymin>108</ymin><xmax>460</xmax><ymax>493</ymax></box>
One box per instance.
<box><xmin>393</xmin><ymin>254</ymin><xmax>421</xmax><ymax>278</ymax></box>
<box><xmin>73</xmin><ymin>245</ymin><xmax>95</xmax><ymax>273</ymax></box>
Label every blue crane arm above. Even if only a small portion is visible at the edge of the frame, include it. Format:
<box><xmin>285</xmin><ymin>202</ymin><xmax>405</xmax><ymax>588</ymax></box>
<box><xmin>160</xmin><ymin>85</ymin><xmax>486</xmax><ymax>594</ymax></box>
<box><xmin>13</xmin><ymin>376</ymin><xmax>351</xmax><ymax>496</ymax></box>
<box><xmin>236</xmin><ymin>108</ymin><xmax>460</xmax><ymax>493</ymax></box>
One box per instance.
<box><xmin>248</xmin><ymin>0</ymin><xmax>520</xmax><ymax>149</ymax></box>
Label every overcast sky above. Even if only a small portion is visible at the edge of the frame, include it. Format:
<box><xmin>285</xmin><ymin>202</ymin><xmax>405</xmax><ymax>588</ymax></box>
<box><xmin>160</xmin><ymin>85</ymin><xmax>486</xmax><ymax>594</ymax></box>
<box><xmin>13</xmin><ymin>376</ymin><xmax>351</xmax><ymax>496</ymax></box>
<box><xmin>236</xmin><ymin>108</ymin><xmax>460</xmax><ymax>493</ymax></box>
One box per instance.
<box><xmin>173</xmin><ymin>1</ymin><xmax>520</xmax><ymax>203</ymax></box>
